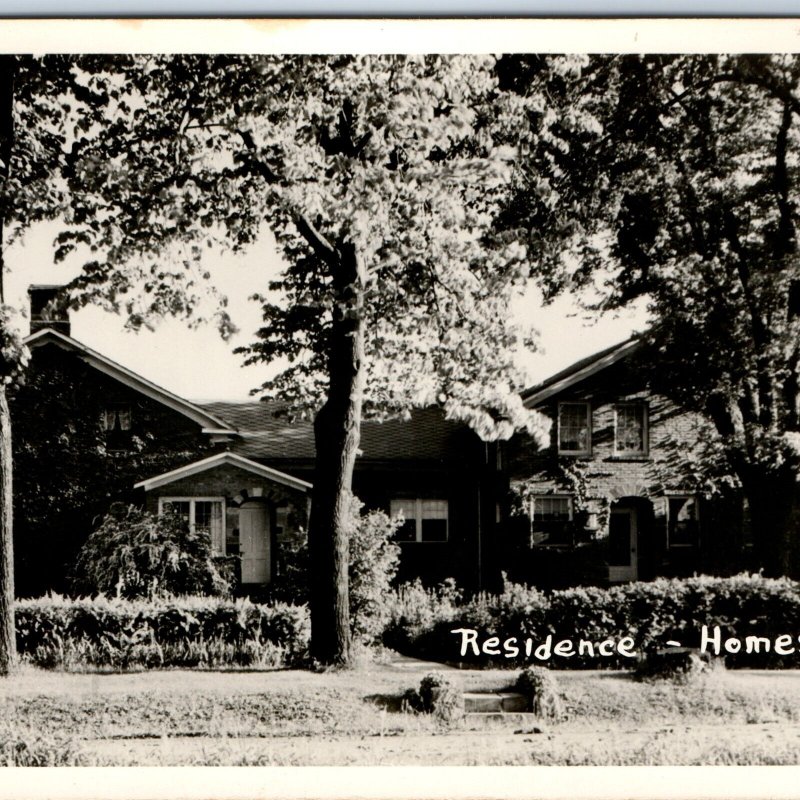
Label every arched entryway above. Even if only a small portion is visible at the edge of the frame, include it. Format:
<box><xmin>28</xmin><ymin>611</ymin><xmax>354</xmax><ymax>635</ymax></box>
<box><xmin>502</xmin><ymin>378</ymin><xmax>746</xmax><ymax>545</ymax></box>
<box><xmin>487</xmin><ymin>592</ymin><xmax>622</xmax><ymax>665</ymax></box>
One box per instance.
<box><xmin>239</xmin><ymin>500</ymin><xmax>271</xmax><ymax>585</ymax></box>
<box><xmin>608</xmin><ymin>496</ymin><xmax>654</xmax><ymax>582</ymax></box>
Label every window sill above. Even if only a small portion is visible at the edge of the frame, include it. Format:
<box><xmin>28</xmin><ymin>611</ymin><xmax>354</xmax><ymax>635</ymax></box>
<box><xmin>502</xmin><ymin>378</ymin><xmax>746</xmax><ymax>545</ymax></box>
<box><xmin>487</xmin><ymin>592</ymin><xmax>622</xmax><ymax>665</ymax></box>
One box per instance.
<box><xmin>606</xmin><ymin>455</ymin><xmax>651</xmax><ymax>463</ymax></box>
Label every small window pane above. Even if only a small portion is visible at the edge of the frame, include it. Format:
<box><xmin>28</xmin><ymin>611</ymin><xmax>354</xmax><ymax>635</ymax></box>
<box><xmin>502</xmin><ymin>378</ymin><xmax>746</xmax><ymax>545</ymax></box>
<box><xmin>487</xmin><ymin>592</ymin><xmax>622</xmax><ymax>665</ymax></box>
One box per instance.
<box><xmin>163</xmin><ymin>500</ymin><xmax>190</xmax><ymax>521</ymax></box>
<box><xmin>532</xmin><ymin>497</ymin><xmax>572</xmax><ymax>521</ymax></box>
<box><xmin>669</xmin><ymin>497</ymin><xmax>698</xmax><ymax>547</ymax></box>
<box><xmin>390</xmin><ymin>498</ymin><xmax>448</xmax><ymax>542</ymax></box>
<box><xmin>421</xmin><ymin>500</ymin><xmax>447</xmax><ymax>519</ymax></box>
<box><xmin>390</xmin><ymin>499</ymin><xmax>418</xmax><ymax>541</ymax></box>
<box><xmin>104</xmin><ymin>407</ymin><xmax>131</xmax><ymax>431</ymax></box>
<box><xmin>421</xmin><ymin>519</ymin><xmax>448</xmax><ymax>542</ymax></box>
<box><xmin>616</xmin><ymin>405</ymin><xmax>646</xmax><ymax>453</ymax></box>
<box><xmin>559</xmin><ymin>403</ymin><xmax>590</xmax><ymax>453</ymax></box>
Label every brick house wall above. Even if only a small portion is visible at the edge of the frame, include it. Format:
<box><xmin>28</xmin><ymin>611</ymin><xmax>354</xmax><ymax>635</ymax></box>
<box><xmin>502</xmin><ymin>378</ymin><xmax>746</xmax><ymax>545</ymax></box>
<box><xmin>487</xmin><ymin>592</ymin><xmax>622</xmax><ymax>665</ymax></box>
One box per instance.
<box><xmin>500</xmin><ymin>358</ymin><xmax>746</xmax><ymax>588</ymax></box>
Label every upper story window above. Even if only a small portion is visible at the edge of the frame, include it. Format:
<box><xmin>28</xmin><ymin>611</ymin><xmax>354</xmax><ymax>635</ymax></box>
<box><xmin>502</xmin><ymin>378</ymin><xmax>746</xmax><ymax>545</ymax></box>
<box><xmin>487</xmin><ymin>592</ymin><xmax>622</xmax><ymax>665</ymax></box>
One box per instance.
<box><xmin>103</xmin><ymin>406</ymin><xmax>131</xmax><ymax>432</ymax></box>
<box><xmin>667</xmin><ymin>495</ymin><xmax>699</xmax><ymax>548</ymax></box>
<box><xmin>390</xmin><ymin>498</ymin><xmax>448</xmax><ymax>543</ymax></box>
<box><xmin>614</xmin><ymin>403</ymin><xmax>648</xmax><ymax>456</ymax></box>
<box><xmin>557</xmin><ymin>402</ymin><xmax>592</xmax><ymax>456</ymax></box>
<box><xmin>103</xmin><ymin>405</ymin><xmax>132</xmax><ymax>451</ymax></box>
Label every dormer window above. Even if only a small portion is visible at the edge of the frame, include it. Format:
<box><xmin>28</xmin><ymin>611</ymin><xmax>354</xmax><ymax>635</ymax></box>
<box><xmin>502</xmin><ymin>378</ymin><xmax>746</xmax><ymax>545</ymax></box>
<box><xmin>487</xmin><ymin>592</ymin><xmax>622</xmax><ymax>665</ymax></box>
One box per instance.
<box><xmin>614</xmin><ymin>403</ymin><xmax>648</xmax><ymax>456</ymax></box>
<box><xmin>557</xmin><ymin>402</ymin><xmax>592</xmax><ymax>456</ymax></box>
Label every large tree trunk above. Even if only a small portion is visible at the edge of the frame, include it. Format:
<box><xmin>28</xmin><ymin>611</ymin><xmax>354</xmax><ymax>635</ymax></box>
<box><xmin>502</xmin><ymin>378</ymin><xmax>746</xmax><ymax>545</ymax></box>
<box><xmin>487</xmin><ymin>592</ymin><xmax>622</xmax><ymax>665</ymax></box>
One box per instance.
<box><xmin>0</xmin><ymin>388</ymin><xmax>14</xmax><ymax>674</ymax></box>
<box><xmin>308</xmin><ymin>242</ymin><xmax>365</xmax><ymax>666</ymax></box>
<box><xmin>741</xmin><ymin>467</ymin><xmax>799</xmax><ymax>578</ymax></box>
<box><xmin>0</xmin><ymin>56</ymin><xmax>16</xmax><ymax>675</ymax></box>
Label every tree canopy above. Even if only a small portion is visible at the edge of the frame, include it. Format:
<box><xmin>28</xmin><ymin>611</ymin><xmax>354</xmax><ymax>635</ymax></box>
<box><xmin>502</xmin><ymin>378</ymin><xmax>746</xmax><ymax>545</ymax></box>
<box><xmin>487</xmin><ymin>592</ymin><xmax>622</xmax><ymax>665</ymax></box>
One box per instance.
<box><xmin>499</xmin><ymin>54</ymin><xmax>800</xmax><ymax>573</ymax></box>
<box><xmin>55</xmin><ymin>54</ymin><xmax>557</xmax><ymax>662</ymax></box>
<box><xmin>61</xmin><ymin>54</ymin><xmax>548</xmax><ymax>442</ymax></box>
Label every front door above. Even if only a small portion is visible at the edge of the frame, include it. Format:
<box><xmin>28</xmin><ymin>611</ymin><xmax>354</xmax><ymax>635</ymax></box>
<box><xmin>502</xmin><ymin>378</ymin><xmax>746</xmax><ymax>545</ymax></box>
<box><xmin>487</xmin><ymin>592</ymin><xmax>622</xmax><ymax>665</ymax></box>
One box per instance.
<box><xmin>608</xmin><ymin>506</ymin><xmax>638</xmax><ymax>582</ymax></box>
<box><xmin>239</xmin><ymin>502</ymin><xmax>270</xmax><ymax>584</ymax></box>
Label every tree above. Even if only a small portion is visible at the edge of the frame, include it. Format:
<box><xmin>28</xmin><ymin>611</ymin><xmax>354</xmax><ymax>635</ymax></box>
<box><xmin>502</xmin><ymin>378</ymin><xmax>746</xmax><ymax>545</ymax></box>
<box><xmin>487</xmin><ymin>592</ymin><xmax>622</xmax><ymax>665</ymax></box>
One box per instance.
<box><xmin>498</xmin><ymin>54</ymin><xmax>800</xmax><ymax>575</ymax></box>
<box><xmin>58</xmin><ymin>55</ymin><xmax>549</xmax><ymax>664</ymax></box>
<box><xmin>0</xmin><ymin>55</ymin><xmax>124</xmax><ymax>673</ymax></box>
<box><xmin>0</xmin><ymin>54</ymin><xmax>228</xmax><ymax>673</ymax></box>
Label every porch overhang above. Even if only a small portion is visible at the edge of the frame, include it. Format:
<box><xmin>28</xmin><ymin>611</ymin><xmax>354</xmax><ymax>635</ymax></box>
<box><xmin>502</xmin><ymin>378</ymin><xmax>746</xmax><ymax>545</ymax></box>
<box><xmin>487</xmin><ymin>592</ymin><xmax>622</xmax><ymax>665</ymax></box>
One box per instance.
<box><xmin>134</xmin><ymin>451</ymin><xmax>312</xmax><ymax>493</ymax></box>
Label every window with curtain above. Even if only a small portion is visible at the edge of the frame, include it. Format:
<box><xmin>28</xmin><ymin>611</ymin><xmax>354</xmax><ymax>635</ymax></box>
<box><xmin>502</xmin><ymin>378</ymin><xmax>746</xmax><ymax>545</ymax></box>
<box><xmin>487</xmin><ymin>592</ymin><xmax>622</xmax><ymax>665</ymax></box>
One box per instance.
<box><xmin>390</xmin><ymin>498</ymin><xmax>448</xmax><ymax>542</ymax></box>
<box><xmin>160</xmin><ymin>497</ymin><xmax>226</xmax><ymax>554</ymax></box>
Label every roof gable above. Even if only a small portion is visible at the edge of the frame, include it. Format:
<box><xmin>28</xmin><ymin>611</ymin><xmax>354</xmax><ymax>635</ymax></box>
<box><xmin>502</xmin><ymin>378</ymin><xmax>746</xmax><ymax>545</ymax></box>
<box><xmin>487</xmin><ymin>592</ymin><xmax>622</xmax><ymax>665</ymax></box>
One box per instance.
<box><xmin>25</xmin><ymin>328</ymin><xmax>236</xmax><ymax>435</ymax></box>
<box><xmin>523</xmin><ymin>337</ymin><xmax>643</xmax><ymax>408</ymax></box>
<box><xmin>134</xmin><ymin>451</ymin><xmax>312</xmax><ymax>492</ymax></box>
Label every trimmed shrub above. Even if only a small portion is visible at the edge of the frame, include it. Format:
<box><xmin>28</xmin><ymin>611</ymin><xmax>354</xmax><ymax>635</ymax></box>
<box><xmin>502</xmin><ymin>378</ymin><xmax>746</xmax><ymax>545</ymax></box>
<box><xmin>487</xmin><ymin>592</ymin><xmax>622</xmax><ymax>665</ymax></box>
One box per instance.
<box><xmin>384</xmin><ymin>573</ymin><xmax>800</xmax><ymax>669</ymax></box>
<box><xmin>71</xmin><ymin>505</ymin><xmax>234</xmax><ymax>599</ymax></box>
<box><xmin>516</xmin><ymin>667</ymin><xmax>564</xmax><ymax>718</ymax></box>
<box><xmin>15</xmin><ymin>594</ymin><xmax>309</xmax><ymax>670</ymax></box>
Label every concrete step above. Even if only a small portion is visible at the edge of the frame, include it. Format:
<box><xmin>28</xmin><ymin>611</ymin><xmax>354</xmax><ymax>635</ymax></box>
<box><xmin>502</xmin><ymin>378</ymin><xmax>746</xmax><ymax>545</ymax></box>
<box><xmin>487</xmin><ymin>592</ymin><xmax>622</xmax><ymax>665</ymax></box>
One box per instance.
<box><xmin>463</xmin><ymin>691</ymin><xmax>528</xmax><ymax>713</ymax></box>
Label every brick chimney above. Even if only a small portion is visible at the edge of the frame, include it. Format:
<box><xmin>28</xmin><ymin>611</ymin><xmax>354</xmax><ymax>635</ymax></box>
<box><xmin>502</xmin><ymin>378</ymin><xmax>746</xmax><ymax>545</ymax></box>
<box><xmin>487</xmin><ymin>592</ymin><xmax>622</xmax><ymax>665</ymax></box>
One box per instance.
<box><xmin>28</xmin><ymin>285</ymin><xmax>71</xmax><ymax>337</ymax></box>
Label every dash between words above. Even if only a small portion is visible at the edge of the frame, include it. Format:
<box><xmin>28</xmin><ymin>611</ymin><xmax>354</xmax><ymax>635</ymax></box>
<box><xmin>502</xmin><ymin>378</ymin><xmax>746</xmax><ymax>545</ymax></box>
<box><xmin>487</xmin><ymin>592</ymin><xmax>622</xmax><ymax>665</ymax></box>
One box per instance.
<box><xmin>451</xmin><ymin>626</ymin><xmax>800</xmax><ymax>660</ymax></box>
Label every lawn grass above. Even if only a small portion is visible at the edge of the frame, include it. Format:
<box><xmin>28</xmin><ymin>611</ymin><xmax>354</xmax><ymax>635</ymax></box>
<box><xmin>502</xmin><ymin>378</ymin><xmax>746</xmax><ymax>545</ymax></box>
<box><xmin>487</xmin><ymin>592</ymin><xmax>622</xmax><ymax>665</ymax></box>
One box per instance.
<box><xmin>1</xmin><ymin>663</ymin><xmax>799</xmax><ymax>765</ymax></box>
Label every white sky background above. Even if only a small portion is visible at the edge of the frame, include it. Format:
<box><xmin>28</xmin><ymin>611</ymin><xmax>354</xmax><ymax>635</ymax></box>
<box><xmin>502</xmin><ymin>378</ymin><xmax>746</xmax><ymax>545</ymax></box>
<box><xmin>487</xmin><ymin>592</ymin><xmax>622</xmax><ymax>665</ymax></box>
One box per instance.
<box><xmin>6</xmin><ymin>219</ymin><xmax>649</xmax><ymax>403</ymax></box>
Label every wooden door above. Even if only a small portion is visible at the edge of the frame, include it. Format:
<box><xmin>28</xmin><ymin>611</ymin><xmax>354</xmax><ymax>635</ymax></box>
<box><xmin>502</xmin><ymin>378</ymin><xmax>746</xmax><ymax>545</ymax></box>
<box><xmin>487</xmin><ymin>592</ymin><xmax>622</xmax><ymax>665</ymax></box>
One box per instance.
<box><xmin>608</xmin><ymin>507</ymin><xmax>638</xmax><ymax>582</ymax></box>
<box><xmin>239</xmin><ymin>502</ymin><xmax>270</xmax><ymax>585</ymax></box>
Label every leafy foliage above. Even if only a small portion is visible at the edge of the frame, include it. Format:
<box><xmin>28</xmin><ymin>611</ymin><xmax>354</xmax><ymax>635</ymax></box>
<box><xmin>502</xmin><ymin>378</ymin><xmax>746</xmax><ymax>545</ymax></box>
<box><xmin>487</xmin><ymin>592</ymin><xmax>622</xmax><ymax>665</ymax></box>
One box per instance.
<box><xmin>385</xmin><ymin>573</ymin><xmax>800</xmax><ymax>669</ymax></box>
<box><xmin>499</xmin><ymin>55</ymin><xmax>800</xmax><ymax>572</ymax></box>
<box><xmin>270</xmin><ymin>495</ymin><xmax>400</xmax><ymax>644</ymax></box>
<box><xmin>516</xmin><ymin>666</ymin><xmax>564</xmax><ymax>718</ymax></box>
<box><xmin>15</xmin><ymin>593</ymin><xmax>309</xmax><ymax>669</ymax></box>
<box><xmin>347</xmin><ymin>497</ymin><xmax>401</xmax><ymax>643</ymax></box>
<box><xmin>71</xmin><ymin>506</ymin><xmax>233</xmax><ymax>600</ymax></box>
<box><xmin>58</xmin><ymin>54</ymin><xmax>549</xmax><ymax>439</ymax></box>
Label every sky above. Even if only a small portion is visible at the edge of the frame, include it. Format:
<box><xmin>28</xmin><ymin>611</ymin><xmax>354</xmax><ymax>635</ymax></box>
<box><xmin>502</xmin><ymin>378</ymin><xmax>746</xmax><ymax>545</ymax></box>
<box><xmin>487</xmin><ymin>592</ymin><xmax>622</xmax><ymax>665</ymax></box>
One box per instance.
<box><xmin>7</xmin><ymin>220</ymin><xmax>649</xmax><ymax>403</ymax></box>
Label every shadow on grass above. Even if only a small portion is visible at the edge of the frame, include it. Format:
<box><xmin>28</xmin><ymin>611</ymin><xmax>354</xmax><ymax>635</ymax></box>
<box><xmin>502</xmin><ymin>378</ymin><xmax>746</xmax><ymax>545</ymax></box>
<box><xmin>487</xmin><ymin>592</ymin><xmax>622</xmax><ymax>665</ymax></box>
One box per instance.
<box><xmin>365</xmin><ymin>693</ymin><xmax>406</xmax><ymax>712</ymax></box>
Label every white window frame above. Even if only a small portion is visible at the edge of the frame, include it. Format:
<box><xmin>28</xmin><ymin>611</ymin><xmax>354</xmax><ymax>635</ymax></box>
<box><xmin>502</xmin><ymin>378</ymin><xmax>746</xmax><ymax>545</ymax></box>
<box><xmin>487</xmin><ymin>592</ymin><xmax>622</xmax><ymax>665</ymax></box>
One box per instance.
<box><xmin>530</xmin><ymin>495</ymin><xmax>574</xmax><ymax>522</ymax></box>
<box><xmin>557</xmin><ymin>402</ymin><xmax>592</xmax><ymax>456</ymax></box>
<box><xmin>390</xmin><ymin>498</ymin><xmax>449</xmax><ymax>543</ymax></box>
<box><xmin>158</xmin><ymin>496</ymin><xmax>227</xmax><ymax>554</ymax></box>
<box><xmin>666</xmin><ymin>494</ymin><xmax>699</xmax><ymax>549</ymax></box>
<box><xmin>614</xmin><ymin>402</ymin><xmax>649</xmax><ymax>457</ymax></box>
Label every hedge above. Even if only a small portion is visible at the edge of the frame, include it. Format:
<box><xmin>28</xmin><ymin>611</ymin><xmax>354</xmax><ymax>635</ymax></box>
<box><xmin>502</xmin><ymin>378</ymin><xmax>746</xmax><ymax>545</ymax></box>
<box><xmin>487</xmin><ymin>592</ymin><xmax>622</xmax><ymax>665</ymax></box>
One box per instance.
<box><xmin>384</xmin><ymin>574</ymin><xmax>800</xmax><ymax>668</ymax></box>
<box><xmin>15</xmin><ymin>595</ymin><xmax>309</xmax><ymax>670</ymax></box>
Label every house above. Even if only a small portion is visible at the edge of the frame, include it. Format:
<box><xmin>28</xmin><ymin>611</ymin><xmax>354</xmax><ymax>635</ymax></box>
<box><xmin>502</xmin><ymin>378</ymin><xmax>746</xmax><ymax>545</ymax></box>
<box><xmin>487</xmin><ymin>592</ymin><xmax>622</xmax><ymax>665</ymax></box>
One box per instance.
<box><xmin>12</xmin><ymin>285</ymin><xmax>746</xmax><ymax>598</ymax></box>
<box><xmin>13</xmin><ymin>285</ymin><xmax>499</xmax><ymax>597</ymax></box>
<box><xmin>498</xmin><ymin>337</ymin><xmax>747</xmax><ymax>588</ymax></box>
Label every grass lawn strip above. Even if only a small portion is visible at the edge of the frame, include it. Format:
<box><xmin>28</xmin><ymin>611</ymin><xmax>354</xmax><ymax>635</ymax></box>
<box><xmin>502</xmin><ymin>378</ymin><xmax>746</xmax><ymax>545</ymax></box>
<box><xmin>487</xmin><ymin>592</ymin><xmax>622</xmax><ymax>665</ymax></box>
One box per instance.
<box><xmin>2</xmin><ymin>667</ymin><xmax>800</xmax><ymax>764</ymax></box>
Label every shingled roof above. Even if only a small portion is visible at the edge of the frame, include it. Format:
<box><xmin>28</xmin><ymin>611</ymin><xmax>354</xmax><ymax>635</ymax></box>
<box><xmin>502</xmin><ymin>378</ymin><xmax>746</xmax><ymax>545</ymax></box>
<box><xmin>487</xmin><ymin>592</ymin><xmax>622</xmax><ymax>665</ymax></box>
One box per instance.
<box><xmin>522</xmin><ymin>336</ymin><xmax>643</xmax><ymax>407</ymax></box>
<box><xmin>199</xmin><ymin>401</ymin><xmax>472</xmax><ymax>463</ymax></box>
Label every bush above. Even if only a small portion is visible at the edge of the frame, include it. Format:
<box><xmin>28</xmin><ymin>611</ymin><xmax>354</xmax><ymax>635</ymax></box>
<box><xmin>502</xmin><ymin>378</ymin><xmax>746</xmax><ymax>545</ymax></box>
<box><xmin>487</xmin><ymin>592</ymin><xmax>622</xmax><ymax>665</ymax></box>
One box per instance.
<box><xmin>71</xmin><ymin>505</ymin><xmax>234</xmax><ymax>599</ymax></box>
<box><xmin>384</xmin><ymin>573</ymin><xmax>800</xmax><ymax>669</ymax></box>
<box><xmin>348</xmin><ymin>499</ymin><xmax>401</xmax><ymax>644</ymax></box>
<box><xmin>269</xmin><ymin>494</ymin><xmax>401</xmax><ymax>645</ymax></box>
<box><xmin>516</xmin><ymin>667</ymin><xmax>564</xmax><ymax>718</ymax></box>
<box><xmin>15</xmin><ymin>594</ymin><xmax>309</xmax><ymax>670</ymax></box>
<box><xmin>417</xmin><ymin>671</ymin><xmax>464</xmax><ymax>723</ymax></box>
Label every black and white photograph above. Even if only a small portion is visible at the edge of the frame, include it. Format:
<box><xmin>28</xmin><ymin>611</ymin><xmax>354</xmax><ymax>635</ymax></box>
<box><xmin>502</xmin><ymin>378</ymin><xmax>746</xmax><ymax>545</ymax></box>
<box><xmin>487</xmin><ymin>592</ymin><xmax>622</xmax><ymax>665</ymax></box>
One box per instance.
<box><xmin>0</xmin><ymin>18</ymin><xmax>799</xmax><ymax>785</ymax></box>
